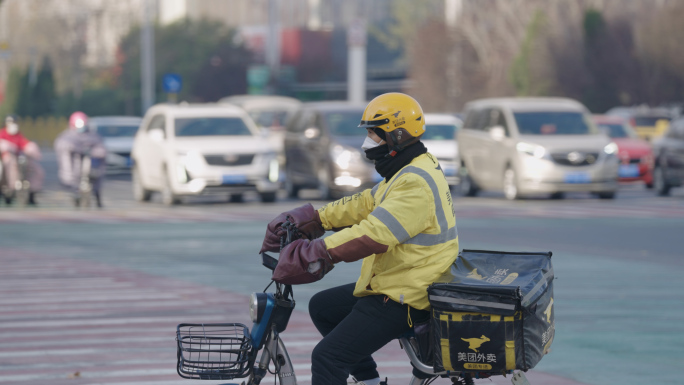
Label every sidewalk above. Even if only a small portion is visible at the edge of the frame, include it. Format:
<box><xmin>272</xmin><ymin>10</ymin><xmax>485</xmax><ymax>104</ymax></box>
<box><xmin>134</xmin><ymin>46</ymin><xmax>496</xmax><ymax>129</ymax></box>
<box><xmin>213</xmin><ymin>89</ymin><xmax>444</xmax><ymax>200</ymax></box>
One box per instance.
<box><xmin>0</xmin><ymin>248</ymin><xmax>588</xmax><ymax>385</ymax></box>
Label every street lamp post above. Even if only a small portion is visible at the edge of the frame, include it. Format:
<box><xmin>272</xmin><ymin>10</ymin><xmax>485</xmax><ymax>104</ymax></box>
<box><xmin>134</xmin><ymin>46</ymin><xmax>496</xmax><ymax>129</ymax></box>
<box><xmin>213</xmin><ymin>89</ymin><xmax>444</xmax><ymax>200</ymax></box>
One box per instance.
<box><xmin>141</xmin><ymin>0</ymin><xmax>155</xmax><ymax>113</ymax></box>
<box><xmin>347</xmin><ymin>18</ymin><xmax>366</xmax><ymax>105</ymax></box>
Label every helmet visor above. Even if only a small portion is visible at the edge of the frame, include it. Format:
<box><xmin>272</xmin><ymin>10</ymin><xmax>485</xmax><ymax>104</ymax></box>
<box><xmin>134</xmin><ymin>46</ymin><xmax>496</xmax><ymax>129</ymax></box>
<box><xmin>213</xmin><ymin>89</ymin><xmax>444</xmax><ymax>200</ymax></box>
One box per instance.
<box><xmin>358</xmin><ymin>118</ymin><xmax>389</xmax><ymax>129</ymax></box>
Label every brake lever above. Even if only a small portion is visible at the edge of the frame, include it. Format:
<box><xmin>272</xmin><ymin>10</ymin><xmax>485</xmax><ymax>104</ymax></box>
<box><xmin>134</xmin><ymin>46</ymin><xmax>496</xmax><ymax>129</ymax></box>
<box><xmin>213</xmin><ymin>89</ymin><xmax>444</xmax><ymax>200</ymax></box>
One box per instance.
<box><xmin>261</xmin><ymin>252</ymin><xmax>279</xmax><ymax>271</ymax></box>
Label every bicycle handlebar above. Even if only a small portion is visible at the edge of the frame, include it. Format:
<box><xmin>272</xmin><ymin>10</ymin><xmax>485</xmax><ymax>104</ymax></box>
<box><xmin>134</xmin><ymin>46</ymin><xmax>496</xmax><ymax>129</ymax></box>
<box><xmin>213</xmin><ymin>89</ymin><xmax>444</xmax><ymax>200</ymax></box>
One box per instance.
<box><xmin>260</xmin><ymin>220</ymin><xmax>301</xmax><ymax>272</ymax></box>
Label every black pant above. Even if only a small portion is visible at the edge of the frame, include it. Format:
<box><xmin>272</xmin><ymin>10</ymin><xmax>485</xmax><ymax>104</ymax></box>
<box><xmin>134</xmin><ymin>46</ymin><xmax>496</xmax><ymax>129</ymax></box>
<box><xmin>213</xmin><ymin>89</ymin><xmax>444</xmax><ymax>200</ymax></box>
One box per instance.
<box><xmin>308</xmin><ymin>283</ymin><xmax>429</xmax><ymax>385</ymax></box>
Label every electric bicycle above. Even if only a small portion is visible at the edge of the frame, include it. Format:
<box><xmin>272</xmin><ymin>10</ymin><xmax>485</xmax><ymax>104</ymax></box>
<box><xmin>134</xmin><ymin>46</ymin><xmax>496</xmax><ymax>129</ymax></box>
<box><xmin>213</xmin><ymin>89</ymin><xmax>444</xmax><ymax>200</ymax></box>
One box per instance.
<box><xmin>176</xmin><ymin>223</ymin><xmax>533</xmax><ymax>385</ymax></box>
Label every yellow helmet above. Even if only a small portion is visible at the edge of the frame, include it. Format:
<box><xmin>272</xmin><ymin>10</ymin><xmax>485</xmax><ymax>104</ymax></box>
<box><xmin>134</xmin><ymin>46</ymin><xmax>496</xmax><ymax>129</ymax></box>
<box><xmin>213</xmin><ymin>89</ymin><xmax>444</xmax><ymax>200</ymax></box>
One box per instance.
<box><xmin>358</xmin><ymin>92</ymin><xmax>425</xmax><ymax>156</ymax></box>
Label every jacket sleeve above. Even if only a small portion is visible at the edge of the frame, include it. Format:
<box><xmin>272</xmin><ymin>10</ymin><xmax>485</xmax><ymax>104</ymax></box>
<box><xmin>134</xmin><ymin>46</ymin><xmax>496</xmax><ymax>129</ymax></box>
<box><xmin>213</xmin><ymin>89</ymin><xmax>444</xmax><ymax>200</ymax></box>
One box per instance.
<box><xmin>322</xmin><ymin>175</ymin><xmax>432</xmax><ymax>263</ymax></box>
<box><xmin>317</xmin><ymin>189</ymin><xmax>376</xmax><ymax>231</ymax></box>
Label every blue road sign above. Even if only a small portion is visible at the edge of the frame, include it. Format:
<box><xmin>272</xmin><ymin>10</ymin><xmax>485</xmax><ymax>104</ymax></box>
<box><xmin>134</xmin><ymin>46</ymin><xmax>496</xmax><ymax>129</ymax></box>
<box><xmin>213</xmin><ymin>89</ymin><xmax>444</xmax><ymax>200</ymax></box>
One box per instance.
<box><xmin>162</xmin><ymin>73</ymin><xmax>182</xmax><ymax>93</ymax></box>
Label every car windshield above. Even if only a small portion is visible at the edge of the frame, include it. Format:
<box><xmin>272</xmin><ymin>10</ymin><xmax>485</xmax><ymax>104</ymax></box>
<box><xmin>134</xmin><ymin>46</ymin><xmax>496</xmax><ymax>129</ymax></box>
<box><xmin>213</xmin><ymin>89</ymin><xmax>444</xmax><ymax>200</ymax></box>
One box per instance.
<box><xmin>249</xmin><ymin>110</ymin><xmax>290</xmax><ymax>128</ymax></box>
<box><xmin>175</xmin><ymin>117</ymin><xmax>252</xmax><ymax>137</ymax></box>
<box><xmin>95</xmin><ymin>124</ymin><xmax>139</xmax><ymax>137</ymax></box>
<box><xmin>423</xmin><ymin>124</ymin><xmax>457</xmax><ymax>140</ymax></box>
<box><xmin>513</xmin><ymin>111</ymin><xmax>594</xmax><ymax>135</ymax></box>
<box><xmin>597</xmin><ymin>123</ymin><xmax>635</xmax><ymax>138</ymax></box>
<box><xmin>324</xmin><ymin>111</ymin><xmax>365</xmax><ymax>137</ymax></box>
<box><xmin>634</xmin><ymin>116</ymin><xmax>671</xmax><ymax>126</ymax></box>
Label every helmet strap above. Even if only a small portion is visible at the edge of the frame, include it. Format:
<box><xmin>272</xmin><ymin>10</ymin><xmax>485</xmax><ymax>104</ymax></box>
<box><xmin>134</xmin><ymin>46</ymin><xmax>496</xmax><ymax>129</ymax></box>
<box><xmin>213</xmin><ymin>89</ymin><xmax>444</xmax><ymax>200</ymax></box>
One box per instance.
<box><xmin>384</xmin><ymin>132</ymin><xmax>419</xmax><ymax>158</ymax></box>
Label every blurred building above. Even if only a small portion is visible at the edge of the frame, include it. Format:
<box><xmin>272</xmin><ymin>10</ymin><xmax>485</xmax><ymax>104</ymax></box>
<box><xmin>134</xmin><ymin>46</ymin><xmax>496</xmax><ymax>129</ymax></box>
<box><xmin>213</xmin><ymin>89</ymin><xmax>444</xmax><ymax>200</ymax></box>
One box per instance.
<box><xmin>156</xmin><ymin>0</ymin><xmax>417</xmax><ymax>99</ymax></box>
<box><xmin>0</xmin><ymin>0</ymin><xmax>442</xmax><ymax>101</ymax></box>
<box><xmin>158</xmin><ymin>0</ymin><xmax>392</xmax><ymax>30</ymax></box>
<box><xmin>0</xmin><ymin>0</ymin><xmax>143</xmax><ymax>95</ymax></box>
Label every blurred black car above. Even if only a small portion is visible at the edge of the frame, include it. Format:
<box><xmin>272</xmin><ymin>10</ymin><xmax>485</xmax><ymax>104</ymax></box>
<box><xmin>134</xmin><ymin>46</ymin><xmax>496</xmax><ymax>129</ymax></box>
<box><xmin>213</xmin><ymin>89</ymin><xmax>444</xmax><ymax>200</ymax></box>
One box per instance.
<box><xmin>283</xmin><ymin>101</ymin><xmax>382</xmax><ymax>200</ymax></box>
<box><xmin>652</xmin><ymin>117</ymin><xmax>684</xmax><ymax>196</ymax></box>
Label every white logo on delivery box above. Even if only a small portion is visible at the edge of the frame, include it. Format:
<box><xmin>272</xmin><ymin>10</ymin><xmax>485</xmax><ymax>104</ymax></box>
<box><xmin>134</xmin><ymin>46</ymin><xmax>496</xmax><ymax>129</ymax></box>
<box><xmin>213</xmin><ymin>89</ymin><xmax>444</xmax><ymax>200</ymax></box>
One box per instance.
<box><xmin>458</xmin><ymin>352</ymin><xmax>497</xmax><ymax>363</ymax></box>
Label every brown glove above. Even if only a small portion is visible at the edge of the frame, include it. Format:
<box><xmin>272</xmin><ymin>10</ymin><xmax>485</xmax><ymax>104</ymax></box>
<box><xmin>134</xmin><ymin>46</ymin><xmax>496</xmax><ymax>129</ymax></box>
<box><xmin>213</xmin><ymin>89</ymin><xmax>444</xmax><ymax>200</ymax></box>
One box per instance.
<box><xmin>259</xmin><ymin>203</ymin><xmax>325</xmax><ymax>253</ymax></box>
<box><xmin>272</xmin><ymin>238</ymin><xmax>334</xmax><ymax>285</ymax></box>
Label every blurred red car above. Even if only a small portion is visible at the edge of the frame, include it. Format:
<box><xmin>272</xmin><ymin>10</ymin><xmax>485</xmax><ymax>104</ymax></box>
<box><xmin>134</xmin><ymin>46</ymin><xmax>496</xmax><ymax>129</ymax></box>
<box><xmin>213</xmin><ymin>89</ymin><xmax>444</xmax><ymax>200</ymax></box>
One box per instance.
<box><xmin>594</xmin><ymin>115</ymin><xmax>654</xmax><ymax>187</ymax></box>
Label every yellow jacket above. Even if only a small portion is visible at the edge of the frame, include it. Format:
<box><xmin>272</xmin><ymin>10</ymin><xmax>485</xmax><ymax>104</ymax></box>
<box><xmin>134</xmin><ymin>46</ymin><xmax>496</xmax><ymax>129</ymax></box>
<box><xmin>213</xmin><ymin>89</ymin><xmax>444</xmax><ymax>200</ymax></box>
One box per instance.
<box><xmin>318</xmin><ymin>153</ymin><xmax>459</xmax><ymax>310</ymax></box>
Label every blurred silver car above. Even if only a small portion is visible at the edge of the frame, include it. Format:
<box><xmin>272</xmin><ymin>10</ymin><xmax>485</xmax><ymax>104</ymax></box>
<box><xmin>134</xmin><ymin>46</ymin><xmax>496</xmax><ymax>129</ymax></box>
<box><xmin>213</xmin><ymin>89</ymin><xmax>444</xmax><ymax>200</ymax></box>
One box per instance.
<box><xmin>423</xmin><ymin>113</ymin><xmax>462</xmax><ymax>188</ymax></box>
<box><xmin>457</xmin><ymin>97</ymin><xmax>619</xmax><ymax>199</ymax></box>
<box><xmin>89</xmin><ymin>116</ymin><xmax>142</xmax><ymax>172</ymax></box>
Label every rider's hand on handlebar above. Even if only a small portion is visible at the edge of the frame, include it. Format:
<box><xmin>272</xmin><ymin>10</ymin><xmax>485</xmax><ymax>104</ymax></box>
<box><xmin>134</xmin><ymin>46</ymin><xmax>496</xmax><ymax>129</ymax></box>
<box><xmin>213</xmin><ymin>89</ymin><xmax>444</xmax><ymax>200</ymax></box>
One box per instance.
<box><xmin>259</xmin><ymin>203</ymin><xmax>325</xmax><ymax>253</ymax></box>
<box><xmin>272</xmin><ymin>238</ymin><xmax>334</xmax><ymax>285</ymax></box>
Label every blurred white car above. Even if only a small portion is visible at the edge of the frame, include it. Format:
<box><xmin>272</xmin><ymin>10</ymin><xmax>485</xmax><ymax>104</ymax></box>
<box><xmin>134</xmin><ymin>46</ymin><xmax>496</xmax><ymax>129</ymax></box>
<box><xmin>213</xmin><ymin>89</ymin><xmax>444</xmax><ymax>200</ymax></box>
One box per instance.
<box><xmin>423</xmin><ymin>113</ymin><xmax>462</xmax><ymax>188</ymax></box>
<box><xmin>89</xmin><ymin>116</ymin><xmax>142</xmax><ymax>172</ymax></box>
<box><xmin>219</xmin><ymin>95</ymin><xmax>301</xmax><ymax>182</ymax></box>
<box><xmin>131</xmin><ymin>103</ymin><xmax>280</xmax><ymax>205</ymax></box>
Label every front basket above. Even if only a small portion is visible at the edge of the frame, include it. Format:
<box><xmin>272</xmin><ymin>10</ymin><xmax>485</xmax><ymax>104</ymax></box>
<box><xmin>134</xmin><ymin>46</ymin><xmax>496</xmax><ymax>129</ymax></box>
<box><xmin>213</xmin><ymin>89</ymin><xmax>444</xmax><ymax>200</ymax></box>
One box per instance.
<box><xmin>176</xmin><ymin>323</ymin><xmax>252</xmax><ymax>380</ymax></box>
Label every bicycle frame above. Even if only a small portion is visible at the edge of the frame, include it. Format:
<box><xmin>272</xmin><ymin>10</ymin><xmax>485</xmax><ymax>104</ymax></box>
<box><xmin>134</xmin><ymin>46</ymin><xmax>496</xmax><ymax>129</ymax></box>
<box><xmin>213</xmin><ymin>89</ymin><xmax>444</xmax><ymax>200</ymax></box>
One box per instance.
<box><xmin>245</xmin><ymin>278</ymin><xmax>297</xmax><ymax>385</ymax></box>
<box><xmin>0</xmin><ymin>152</ymin><xmax>31</xmax><ymax>205</ymax></box>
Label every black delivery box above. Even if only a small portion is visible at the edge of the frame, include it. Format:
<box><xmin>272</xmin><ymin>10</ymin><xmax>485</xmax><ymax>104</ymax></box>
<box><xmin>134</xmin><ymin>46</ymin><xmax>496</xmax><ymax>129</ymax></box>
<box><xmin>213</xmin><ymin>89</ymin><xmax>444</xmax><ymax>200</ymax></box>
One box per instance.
<box><xmin>427</xmin><ymin>249</ymin><xmax>554</xmax><ymax>374</ymax></box>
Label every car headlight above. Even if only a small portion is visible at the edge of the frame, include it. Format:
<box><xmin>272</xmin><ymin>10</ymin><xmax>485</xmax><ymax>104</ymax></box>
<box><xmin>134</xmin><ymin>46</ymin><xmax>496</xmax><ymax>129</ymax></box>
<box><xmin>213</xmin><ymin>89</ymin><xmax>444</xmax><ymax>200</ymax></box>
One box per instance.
<box><xmin>249</xmin><ymin>292</ymin><xmax>268</xmax><ymax>323</ymax></box>
<box><xmin>603</xmin><ymin>142</ymin><xmax>618</xmax><ymax>156</ymax></box>
<box><xmin>268</xmin><ymin>159</ymin><xmax>279</xmax><ymax>183</ymax></box>
<box><xmin>516</xmin><ymin>142</ymin><xmax>548</xmax><ymax>159</ymax></box>
<box><xmin>175</xmin><ymin>163</ymin><xmax>188</xmax><ymax>183</ymax></box>
<box><xmin>178</xmin><ymin>151</ymin><xmax>205</xmax><ymax>172</ymax></box>
<box><xmin>331</xmin><ymin>145</ymin><xmax>362</xmax><ymax>170</ymax></box>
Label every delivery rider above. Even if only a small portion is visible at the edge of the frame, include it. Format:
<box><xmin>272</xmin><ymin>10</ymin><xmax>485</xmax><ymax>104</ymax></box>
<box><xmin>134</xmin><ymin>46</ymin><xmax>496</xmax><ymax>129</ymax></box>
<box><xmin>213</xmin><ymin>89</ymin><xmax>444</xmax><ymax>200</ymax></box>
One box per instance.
<box><xmin>259</xmin><ymin>92</ymin><xmax>459</xmax><ymax>385</ymax></box>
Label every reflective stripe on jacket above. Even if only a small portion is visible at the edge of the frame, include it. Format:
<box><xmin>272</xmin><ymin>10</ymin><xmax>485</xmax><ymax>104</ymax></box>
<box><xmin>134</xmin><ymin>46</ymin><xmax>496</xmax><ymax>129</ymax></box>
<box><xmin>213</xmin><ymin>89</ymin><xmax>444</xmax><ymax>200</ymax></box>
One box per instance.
<box><xmin>318</xmin><ymin>152</ymin><xmax>458</xmax><ymax>310</ymax></box>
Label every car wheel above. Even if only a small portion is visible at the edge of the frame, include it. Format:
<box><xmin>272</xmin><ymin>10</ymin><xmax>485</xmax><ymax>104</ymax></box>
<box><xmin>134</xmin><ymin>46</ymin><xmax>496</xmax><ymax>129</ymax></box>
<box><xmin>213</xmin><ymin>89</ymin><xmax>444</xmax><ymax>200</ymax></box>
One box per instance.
<box><xmin>549</xmin><ymin>192</ymin><xmax>565</xmax><ymax>200</ymax></box>
<box><xmin>132</xmin><ymin>166</ymin><xmax>152</xmax><ymax>202</ymax></box>
<box><xmin>653</xmin><ymin>166</ymin><xmax>671</xmax><ymax>196</ymax></box>
<box><xmin>284</xmin><ymin>178</ymin><xmax>300</xmax><ymax>199</ymax></box>
<box><xmin>260</xmin><ymin>191</ymin><xmax>277</xmax><ymax>203</ymax></box>
<box><xmin>597</xmin><ymin>191</ymin><xmax>616</xmax><ymax>199</ymax></box>
<box><xmin>458</xmin><ymin>166</ymin><xmax>478</xmax><ymax>197</ymax></box>
<box><xmin>317</xmin><ymin>167</ymin><xmax>332</xmax><ymax>200</ymax></box>
<box><xmin>161</xmin><ymin>170</ymin><xmax>180</xmax><ymax>206</ymax></box>
<box><xmin>503</xmin><ymin>167</ymin><xmax>519</xmax><ymax>200</ymax></box>
<box><xmin>229</xmin><ymin>193</ymin><xmax>244</xmax><ymax>203</ymax></box>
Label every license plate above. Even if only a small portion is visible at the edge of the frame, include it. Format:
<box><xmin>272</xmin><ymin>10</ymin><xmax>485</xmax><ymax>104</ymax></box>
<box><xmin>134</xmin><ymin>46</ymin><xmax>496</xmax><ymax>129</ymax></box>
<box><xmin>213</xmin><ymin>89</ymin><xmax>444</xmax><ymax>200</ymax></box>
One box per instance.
<box><xmin>564</xmin><ymin>172</ymin><xmax>591</xmax><ymax>184</ymax></box>
<box><xmin>619</xmin><ymin>164</ymin><xmax>640</xmax><ymax>178</ymax></box>
<box><xmin>222</xmin><ymin>174</ymin><xmax>247</xmax><ymax>184</ymax></box>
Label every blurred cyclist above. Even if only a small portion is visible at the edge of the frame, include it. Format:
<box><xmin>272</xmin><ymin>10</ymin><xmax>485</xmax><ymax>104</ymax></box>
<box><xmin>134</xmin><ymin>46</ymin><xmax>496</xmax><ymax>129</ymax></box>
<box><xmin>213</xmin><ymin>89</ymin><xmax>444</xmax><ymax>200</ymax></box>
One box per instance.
<box><xmin>54</xmin><ymin>111</ymin><xmax>107</xmax><ymax>207</ymax></box>
<box><xmin>260</xmin><ymin>93</ymin><xmax>459</xmax><ymax>385</ymax></box>
<box><xmin>0</xmin><ymin>115</ymin><xmax>45</xmax><ymax>205</ymax></box>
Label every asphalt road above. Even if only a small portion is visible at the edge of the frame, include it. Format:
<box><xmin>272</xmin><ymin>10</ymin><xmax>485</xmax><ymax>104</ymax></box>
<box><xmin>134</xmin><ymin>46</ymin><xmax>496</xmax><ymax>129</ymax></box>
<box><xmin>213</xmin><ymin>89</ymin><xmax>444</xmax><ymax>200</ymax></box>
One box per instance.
<box><xmin>1</xmin><ymin>151</ymin><xmax>683</xmax><ymax>385</ymax></box>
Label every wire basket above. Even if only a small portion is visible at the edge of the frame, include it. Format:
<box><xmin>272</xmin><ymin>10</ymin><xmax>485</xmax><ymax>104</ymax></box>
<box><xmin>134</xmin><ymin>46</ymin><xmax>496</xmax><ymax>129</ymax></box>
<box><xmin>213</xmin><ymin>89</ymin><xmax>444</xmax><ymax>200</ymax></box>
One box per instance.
<box><xmin>176</xmin><ymin>323</ymin><xmax>253</xmax><ymax>380</ymax></box>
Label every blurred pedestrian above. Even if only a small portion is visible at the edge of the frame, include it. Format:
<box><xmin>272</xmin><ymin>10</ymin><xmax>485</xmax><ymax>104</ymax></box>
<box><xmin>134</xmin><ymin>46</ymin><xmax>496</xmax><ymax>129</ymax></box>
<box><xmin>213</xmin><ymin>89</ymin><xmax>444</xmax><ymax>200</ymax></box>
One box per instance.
<box><xmin>0</xmin><ymin>115</ymin><xmax>45</xmax><ymax>205</ymax></box>
<box><xmin>54</xmin><ymin>112</ymin><xmax>107</xmax><ymax>207</ymax></box>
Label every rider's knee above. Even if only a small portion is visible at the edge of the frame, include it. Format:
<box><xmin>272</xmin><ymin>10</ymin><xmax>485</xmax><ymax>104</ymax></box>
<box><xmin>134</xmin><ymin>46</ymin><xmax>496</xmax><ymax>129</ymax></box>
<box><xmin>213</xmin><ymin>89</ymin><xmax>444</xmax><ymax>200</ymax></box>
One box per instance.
<box><xmin>311</xmin><ymin>339</ymin><xmax>336</xmax><ymax>364</ymax></box>
<box><xmin>308</xmin><ymin>291</ymin><xmax>327</xmax><ymax>322</ymax></box>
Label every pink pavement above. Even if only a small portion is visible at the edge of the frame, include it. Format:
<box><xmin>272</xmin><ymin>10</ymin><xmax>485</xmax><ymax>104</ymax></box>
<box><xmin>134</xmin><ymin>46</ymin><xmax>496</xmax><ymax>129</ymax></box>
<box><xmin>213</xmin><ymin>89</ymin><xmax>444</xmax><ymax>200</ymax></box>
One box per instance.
<box><xmin>0</xmin><ymin>249</ymin><xmax>588</xmax><ymax>385</ymax></box>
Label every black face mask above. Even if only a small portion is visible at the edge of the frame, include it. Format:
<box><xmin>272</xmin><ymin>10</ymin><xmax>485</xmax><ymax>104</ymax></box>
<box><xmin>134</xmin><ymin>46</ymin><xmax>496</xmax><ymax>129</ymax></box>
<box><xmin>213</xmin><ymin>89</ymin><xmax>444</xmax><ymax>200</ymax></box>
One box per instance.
<box><xmin>364</xmin><ymin>141</ymin><xmax>427</xmax><ymax>181</ymax></box>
